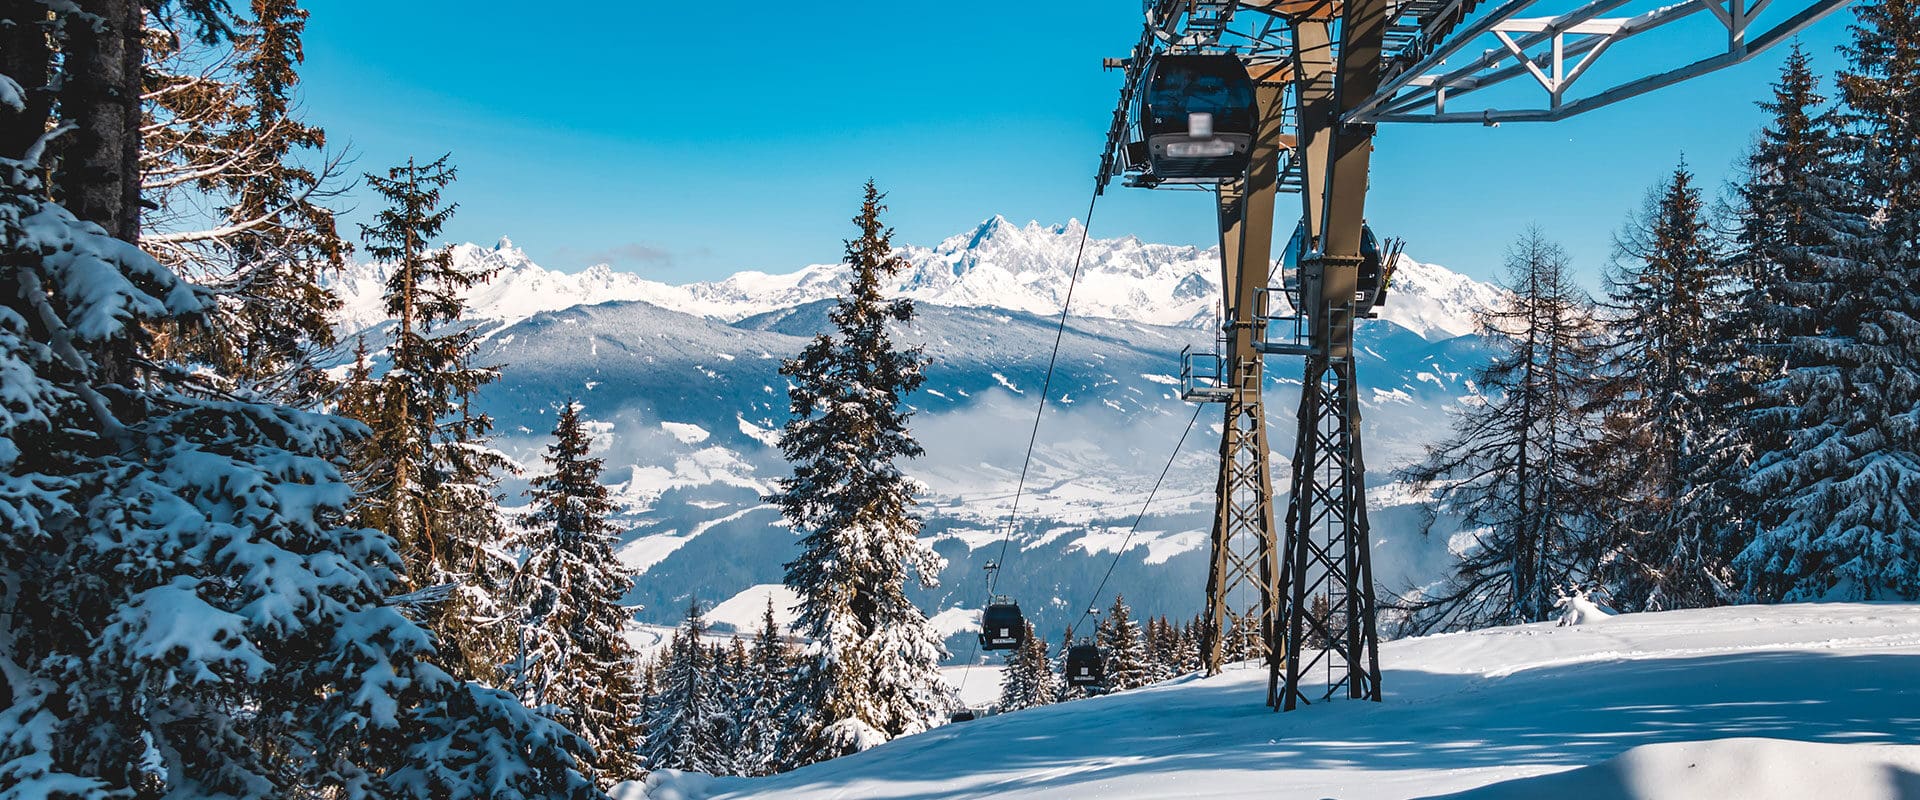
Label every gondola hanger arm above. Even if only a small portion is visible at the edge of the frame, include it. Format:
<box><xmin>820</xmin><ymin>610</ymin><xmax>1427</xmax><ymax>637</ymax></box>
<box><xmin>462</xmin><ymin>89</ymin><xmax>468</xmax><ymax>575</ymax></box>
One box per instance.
<box><xmin>1235</xmin><ymin>0</ymin><xmax>1342</xmax><ymax>21</ymax></box>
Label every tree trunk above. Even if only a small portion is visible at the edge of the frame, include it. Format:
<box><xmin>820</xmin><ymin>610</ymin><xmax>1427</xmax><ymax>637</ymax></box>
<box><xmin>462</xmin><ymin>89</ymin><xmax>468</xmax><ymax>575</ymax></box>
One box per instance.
<box><xmin>56</xmin><ymin>0</ymin><xmax>144</xmax><ymax>240</ymax></box>
<box><xmin>0</xmin><ymin>2</ymin><xmax>55</xmax><ymax>162</ymax></box>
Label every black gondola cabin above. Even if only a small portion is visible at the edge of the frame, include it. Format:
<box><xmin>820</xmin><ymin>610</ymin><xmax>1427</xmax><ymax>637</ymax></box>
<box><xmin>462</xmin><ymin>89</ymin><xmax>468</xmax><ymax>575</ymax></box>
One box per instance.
<box><xmin>1136</xmin><ymin>54</ymin><xmax>1256</xmax><ymax>182</ymax></box>
<box><xmin>979</xmin><ymin>598</ymin><xmax>1025</xmax><ymax>651</ymax></box>
<box><xmin>1065</xmin><ymin>642</ymin><xmax>1105</xmax><ymax>687</ymax></box>
<box><xmin>1282</xmin><ymin>219</ymin><xmax>1388</xmax><ymax>313</ymax></box>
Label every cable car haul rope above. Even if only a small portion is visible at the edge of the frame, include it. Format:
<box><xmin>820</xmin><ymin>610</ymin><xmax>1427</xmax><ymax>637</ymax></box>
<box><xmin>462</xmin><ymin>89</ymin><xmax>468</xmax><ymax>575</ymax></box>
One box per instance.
<box><xmin>954</xmin><ymin>170</ymin><xmax>1209</xmax><ymax>696</ymax></box>
<box><xmin>956</xmin><ymin>47</ymin><xmax>1266</xmax><ymax>699</ymax></box>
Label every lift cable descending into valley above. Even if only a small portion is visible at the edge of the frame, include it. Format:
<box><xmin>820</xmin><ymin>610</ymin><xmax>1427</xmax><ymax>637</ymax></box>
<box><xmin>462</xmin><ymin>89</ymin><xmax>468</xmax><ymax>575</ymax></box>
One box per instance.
<box><xmin>957</xmin><ymin>190</ymin><xmax>1098</xmax><ymax>698</ymax></box>
<box><xmin>957</xmin><ymin>179</ymin><xmax>1203</xmax><ymax>698</ymax></box>
<box><xmin>1068</xmin><ymin>402</ymin><xmax>1207</xmax><ymax>637</ymax></box>
<box><xmin>982</xmin><ymin>193</ymin><xmax>1101</xmax><ymax>603</ymax></box>
<box><xmin>959</xmin><ymin>393</ymin><xmax>1208</xmax><ymax>699</ymax></box>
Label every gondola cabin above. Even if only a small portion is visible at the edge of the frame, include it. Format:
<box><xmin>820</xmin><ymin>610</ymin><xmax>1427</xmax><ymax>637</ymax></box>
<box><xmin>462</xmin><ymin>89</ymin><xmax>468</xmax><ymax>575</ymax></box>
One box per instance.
<box><xmin>1135</xmin><ymin>54</ymin><xmax>1257</xmax><ymax>183</ymax></box>
<box><xmin>1064</xmin><ymin>642</ymin><xmax>1105</xmax><ymax>687</ymax></box>
<box><xmin>979</xmin><ymin>598</ymin><xmax>1025</xmax><ymax>651</ymax></box>
<box><xmin>1282</xmin><ymin>219</ymin><xmax>1388</xmax><ymax>314</ymax></box>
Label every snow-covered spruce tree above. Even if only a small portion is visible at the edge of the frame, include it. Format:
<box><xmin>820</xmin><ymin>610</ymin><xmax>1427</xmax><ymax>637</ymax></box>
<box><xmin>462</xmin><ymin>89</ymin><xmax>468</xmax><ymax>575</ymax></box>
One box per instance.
<box><xmin>1583</xmin><ymin>164</ymin><xmax>1733</xmax><ymax>611</ymax></box>
<box><xmin>1397</xmin><ymin>229</ymin><xmax>1604</xmax><ymax>633</ymax></box>
<box><xmin>1026</xmin><ymin>621</ymin><xmax>1059</xmax><ymax>706</ymax></box>
<box><xmin>336</xmin><ymin>335</ymin><xmax>380</xmax><ymax>425</ymax></box>
<box><xmin>718</xmin><ymin>638</ymin><xmax>749</xmax><ymax>763</ymax></box>
<box><xmin>771</xmin><ymin>181</ymin><xmax>950</xmax><ymax>766</ymax></box>
<box><xmin>997</xmin><ymin>620</ymin><xmax>1055</xmax><ymax>712</ymax></box>
<box><xmin>1717</xmin><ymin>47</ymin><xmax>1864</xmax><ymax>601</ymax></box>
<box><xmin>641</xmin><ymin>602</ymin><xmax>735</xmax><ymax>775</ymax></box>
<box><xmin>1218</xmin><ymin>613</ymin><xmax>1266</xmax><ymax>664</ymax></box>
<box><xmin>141</xmin><ymin>0</ymin><xmax>349</xmax><ymax>402</ymax></box>
<box><xmin>735</xmin><ymin>598</ymin><xmax>794</xmax><ymax>776</ymax></box>
<box><xmin>507</xmin><ymin>401</ymin><xmax>644</xmax><ymax>784</ymax></box>
<box><xmin>1172</xmin><ymin>617</ymin><xmax>1201</xmax><ymax>674</ymax></box>
<box><xmin>1053</xmin><ymin>626</ymin><xmax>1090</xmax><ymax>702</ymax></box>
<box><xmin>346</xmin><ymin>154</ymin><xmax>517</xmax><ymax>682</ymax></box>
<box><xmin>634</xmin><ymin>656</ymin><xmax>660</xmax><ymax>759</ymax></box>
<box><xmin>1099</xmin><ymin>595</ymin><xmax>1152</xmax><ymax>691</ymax></box>
<box><xmin>1739</xmin><ymin>0</ymin><xmax>1920</xmax><ymax>600</ymax></box>
<box><xmin>1142</xmin><ymin>617</ymin><xmax>1175</xmax><ymax>684</ymax></box>
<box><xmin>0</xmin><ymin>112</ymin><xmax>600</xmax><ymax>800</ymax></box>
<box><xmin>1161</xmin><ymin>617</ymin><xmax>1189</xmax><ymax>675</ymax></box>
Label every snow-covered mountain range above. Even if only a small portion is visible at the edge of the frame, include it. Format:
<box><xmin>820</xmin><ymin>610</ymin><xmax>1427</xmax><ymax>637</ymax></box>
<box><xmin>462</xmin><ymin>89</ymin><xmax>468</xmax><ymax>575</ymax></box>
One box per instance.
<box><xmin>331</xmin><ymin>217</ymin><xmax>1502</xmax><ymax>341</ymax></box>
<box><xmin>325</xmin><ymin>219</ymin><xmax>1505</xmax><ymax>651</ymax></box>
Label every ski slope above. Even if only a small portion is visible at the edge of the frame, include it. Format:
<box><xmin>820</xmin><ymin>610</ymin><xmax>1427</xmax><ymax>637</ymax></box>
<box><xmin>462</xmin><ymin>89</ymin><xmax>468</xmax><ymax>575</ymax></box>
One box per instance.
<box><xmin>629</xmin><ymin>604</ymin><xmax>1920</xmax><ymax>799</ymax></box>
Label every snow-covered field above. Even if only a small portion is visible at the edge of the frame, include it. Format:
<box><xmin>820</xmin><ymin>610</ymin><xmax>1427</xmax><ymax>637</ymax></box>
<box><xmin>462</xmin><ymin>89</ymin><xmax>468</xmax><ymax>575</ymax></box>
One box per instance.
<box><xmin>633</xmin><ymin>604</ymin><xmax>1920</xmax><ymax>799</ymax></box>
<box><xmin>940</xmin><ymin>664</ymin><xmax>1007</xmax><ymax>710</ymax></box>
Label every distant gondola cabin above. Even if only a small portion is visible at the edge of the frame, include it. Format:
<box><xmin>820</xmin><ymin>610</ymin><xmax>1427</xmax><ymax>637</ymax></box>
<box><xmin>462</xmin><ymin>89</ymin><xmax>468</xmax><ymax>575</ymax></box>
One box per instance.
<box><xmin>1136</xmin><ymin>54</ymin><xmax>1257</xmax><ymax>182</ymax></box>
<box><xmin>979</xmin><ymin>599</ymin><xmax>1025</xmax><ymax>651</ymax></box>
<box><xmin>1065</xmin><ymin>643</ymin><xmax>1105</xmax><ymax>687</ymax></box>
<box><xmin>1282</xmin><ymin>219</ymin><xmax>1387</xmax><ymax>313</ymax></box>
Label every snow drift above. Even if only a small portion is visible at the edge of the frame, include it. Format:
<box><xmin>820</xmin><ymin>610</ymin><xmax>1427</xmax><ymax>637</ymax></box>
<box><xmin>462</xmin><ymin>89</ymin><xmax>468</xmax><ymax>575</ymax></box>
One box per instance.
<box><xmin>627</xmin><ymin>603</ymin><xmax>1920</xmax><ymax>800</ymax></box>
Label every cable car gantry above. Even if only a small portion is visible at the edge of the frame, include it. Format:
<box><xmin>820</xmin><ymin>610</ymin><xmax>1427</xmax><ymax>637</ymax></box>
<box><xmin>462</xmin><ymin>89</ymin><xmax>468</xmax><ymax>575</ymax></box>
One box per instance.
<box><xmin>1098</xmin><ymin>0</ymin><xmax>1852</xmax><ymax>711</ymax></box>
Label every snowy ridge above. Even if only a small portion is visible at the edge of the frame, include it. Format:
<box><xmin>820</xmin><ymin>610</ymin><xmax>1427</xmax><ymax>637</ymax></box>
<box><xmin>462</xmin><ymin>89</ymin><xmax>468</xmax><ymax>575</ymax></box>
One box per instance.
<box><xmin>1379</xmin><ymin>254</ymin><xmax>1506</xmax><ymax>342</ymax></box>
<box><xmin>327</xmin><ymin>219</ymin><xmax>1502</xmax><ymax>341</ymax></box>
<box><xmin>627</xmin><ymin>603</ymin><xmax>1920</xmax><ymax>800</ymax></box>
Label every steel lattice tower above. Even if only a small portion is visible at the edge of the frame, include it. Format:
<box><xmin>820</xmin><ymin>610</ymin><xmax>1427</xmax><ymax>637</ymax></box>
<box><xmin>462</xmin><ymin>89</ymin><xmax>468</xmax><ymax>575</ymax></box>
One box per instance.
<box><xmin>1199</xmin><ymin>351</ymin><xmax>1279</xmax><ymax>670</ymax></box>
<box><xmin>1099</xmin><ymin>0</ymin><xmax>1850</xmax><ymax>710</ymax></box>
<box><xmin>1273</xmin><ymin>353</ymin><xmax>1382</xmax><ymax>706</ymax></box>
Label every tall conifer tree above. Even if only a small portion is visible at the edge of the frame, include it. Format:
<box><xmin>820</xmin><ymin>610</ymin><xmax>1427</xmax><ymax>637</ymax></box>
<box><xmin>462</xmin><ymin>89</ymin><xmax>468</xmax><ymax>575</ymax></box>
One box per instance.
<box><xmin>998</xmin><ymin>620</ymin><xmax>1056</xmax><ymax>712</ymax></box>
<box><xmin>509</xmin><ymin>401</ymin><xmax>644</xmax><ymax>784</ymax></box>
<box><xmin>641</xmin><ymin>603</ymin><xmax>733</xmax><ymax>775</ymax></box>
<box><xmin>1586</xmin><ymin>165</ymin><xmax>1729</xmax><ymax>610</ymax></box>
<box><xmin>1099</xmin><ymin>595</ymin><xmax>1152</xmax><ymax>691</ymax></box>
<box><xmin>1741</xmin><ymin>1</ymin><xmax>1920</xmax><ymax>599</ymax></box>
<box><xmin>772</xmin><ymin>182</ymin><xmax>950</xmax><ymax>765</ymax></box>
<box><xmin>141</xmin><ymin>0</ymin><xmax>348</xmax><ymax>401</ymax></box>
<box><xmin>347</xmin><ymin>154</ymin><xmax>516</xmax><ymax>680</ymax></box>
<box><xmin>1400</xmin><ymin>229</ymin><xmax>1604</xmax><ymax>631</ymax></box>
<box><xmin>736</xmin><ymin>599</ymin><xmax>794</xmax><ymax>776</ymax></box>
<box><xmin>1718</xmin><ymin>47</ymin><xmax>1859</xmax><ymax>601</ymax></box>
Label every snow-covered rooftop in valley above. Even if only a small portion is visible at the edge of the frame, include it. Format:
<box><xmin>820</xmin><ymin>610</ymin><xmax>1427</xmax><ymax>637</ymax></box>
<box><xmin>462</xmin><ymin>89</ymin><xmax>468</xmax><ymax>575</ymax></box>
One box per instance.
<box><xmin>627</xmin><ymin>604</ymin><xmax>1920</xmax><ymax>800</ymax></box>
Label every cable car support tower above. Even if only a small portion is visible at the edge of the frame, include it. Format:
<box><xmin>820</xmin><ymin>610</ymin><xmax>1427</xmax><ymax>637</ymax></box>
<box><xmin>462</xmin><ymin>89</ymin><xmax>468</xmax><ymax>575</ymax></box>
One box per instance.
<box><xmin>1097</xmin><ymin>0</ymin><xmax>1852</xmax><ymax>711</ymax></box>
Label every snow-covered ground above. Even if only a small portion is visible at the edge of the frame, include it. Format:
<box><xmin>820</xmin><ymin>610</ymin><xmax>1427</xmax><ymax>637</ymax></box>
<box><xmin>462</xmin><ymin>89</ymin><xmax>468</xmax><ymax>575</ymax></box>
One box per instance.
<box><xmin>633</xmin><ymin>604</ymin><xmax>1920</xmax><ymax>799</ymax></box>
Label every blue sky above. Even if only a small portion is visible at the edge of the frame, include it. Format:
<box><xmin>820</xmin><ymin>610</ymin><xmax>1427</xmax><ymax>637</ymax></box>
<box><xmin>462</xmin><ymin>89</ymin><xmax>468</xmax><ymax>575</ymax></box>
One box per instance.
<box><xmin>298</xmin><ymin>2</ymin><xmax>1858</xmax><ymax>285</ymax></box>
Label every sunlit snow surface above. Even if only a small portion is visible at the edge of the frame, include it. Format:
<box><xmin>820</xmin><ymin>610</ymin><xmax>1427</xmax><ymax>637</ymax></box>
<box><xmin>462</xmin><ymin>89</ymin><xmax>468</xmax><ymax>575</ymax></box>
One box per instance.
<box><xmin>627</xmin><ymin>604</ymin><xmax>1920</xmax><ymax>800</ymax></box>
